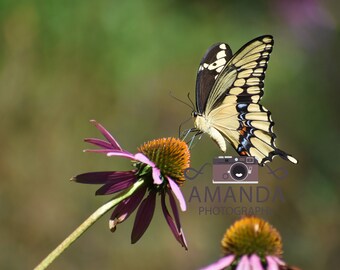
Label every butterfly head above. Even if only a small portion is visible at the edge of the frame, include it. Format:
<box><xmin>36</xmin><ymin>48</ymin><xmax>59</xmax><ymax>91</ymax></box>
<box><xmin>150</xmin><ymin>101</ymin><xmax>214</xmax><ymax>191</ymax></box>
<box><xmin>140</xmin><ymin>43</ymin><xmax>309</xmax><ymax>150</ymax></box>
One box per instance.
<box><xmin>191</xmin><ymin>111</ymin><xmax>199</xmax><ymax>118</ymax></box>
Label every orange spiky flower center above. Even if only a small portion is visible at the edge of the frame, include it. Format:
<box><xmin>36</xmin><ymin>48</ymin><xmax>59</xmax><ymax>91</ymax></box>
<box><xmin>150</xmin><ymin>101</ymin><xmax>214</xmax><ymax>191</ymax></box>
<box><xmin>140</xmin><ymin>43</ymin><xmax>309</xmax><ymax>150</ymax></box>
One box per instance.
<box><xmin>138</xmin><ymin>137</ymin><xmax>190</xmax><ymax>186</ymax></box>
<box><xmin>221</xmin><ymin>216</ymin><xmax>283</xmax><ymax>258</ymax></box>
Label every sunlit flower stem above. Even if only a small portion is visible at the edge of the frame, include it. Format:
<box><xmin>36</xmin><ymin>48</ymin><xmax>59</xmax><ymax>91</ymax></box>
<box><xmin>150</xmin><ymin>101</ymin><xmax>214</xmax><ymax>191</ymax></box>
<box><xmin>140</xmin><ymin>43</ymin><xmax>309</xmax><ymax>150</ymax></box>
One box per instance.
<box><xmin>34</xmin><ymin>179</ymin><xmax>144</xmax><ymax>270</ymax></box>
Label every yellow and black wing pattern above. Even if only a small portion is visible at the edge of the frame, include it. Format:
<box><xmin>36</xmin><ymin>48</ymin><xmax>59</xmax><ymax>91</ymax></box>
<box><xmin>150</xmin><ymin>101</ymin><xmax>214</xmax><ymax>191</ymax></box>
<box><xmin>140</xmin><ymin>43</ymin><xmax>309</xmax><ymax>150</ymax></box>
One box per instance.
<box><xmin>195</xmin><ymin>35</ymin><xmax>297</xmax><ymax>165</ymax></box>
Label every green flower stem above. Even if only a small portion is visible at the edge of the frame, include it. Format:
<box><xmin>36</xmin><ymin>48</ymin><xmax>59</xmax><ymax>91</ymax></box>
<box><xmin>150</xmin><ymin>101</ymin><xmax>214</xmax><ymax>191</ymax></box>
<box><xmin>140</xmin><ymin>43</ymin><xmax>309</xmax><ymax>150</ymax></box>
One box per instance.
<box><xmin>34</xmin><ymin>179</ymin><xmax>144</xmax><ymax>270</ymax></box>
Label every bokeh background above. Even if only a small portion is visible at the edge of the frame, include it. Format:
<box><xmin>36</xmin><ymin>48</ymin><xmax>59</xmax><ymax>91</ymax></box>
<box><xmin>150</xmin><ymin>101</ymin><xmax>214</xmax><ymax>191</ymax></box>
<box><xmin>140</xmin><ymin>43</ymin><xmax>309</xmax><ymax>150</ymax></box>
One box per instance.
<box><xmin>0</xmin><ymin>0</ymin><xmax>339</xmax><ymax>269</ymax></box>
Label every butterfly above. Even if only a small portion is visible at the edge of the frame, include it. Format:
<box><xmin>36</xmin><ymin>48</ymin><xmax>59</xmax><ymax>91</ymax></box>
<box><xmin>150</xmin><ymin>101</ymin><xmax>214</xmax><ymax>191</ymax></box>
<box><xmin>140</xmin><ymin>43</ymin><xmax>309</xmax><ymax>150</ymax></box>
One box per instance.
<box><xmin>188</xmin><ymin>35</ymin><xmax>297</xmax><ymax>166</ymax></box>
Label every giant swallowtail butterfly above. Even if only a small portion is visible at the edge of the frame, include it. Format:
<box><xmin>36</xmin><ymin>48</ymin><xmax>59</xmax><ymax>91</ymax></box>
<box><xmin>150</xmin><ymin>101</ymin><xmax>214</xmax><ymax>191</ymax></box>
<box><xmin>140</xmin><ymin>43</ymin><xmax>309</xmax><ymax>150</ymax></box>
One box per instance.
<box><xmin>191</xmin><ymin>35</ymin><xmax>297</xmax><ymax>166</ymax></box>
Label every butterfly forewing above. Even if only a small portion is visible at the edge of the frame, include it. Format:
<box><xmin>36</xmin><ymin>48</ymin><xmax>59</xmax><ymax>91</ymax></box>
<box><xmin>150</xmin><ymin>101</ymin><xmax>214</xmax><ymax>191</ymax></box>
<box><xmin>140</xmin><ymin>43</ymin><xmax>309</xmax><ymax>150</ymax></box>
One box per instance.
<box><xmin>195</xmin><ymin>43</ymin><xmax>233</xmax><ymax>113</ymax></box>
<box><xmin>205</xmin><ymin>35</ymin><xmax>274</xmax><ymax>113</ymax></box>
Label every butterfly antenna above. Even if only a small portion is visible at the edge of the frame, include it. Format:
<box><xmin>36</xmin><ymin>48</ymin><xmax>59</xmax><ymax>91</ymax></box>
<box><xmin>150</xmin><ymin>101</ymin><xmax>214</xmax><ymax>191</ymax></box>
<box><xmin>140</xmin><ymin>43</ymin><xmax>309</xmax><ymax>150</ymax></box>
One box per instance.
<box><xmin>169</xmin><ymin>91</ymin><xmax>194</xmax><ymax>110</ymax></box>
<box><xmin>187</xmin><ymin>92</ymin><xmax>195</xmax><ymax>109</ymax></box>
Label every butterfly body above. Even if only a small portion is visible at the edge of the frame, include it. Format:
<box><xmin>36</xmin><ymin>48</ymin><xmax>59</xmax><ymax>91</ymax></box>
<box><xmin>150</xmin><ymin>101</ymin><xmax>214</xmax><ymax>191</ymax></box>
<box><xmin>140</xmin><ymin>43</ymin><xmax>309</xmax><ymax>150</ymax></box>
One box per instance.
<box><xmin>192</xmin><ymin>35</ymin><xmax>297</xmax><ymax>166</ymax></box>
<box><xmin>194</xmin><ymin>114</ymin><xmax>227</xmax><ymax>152</ymax></box>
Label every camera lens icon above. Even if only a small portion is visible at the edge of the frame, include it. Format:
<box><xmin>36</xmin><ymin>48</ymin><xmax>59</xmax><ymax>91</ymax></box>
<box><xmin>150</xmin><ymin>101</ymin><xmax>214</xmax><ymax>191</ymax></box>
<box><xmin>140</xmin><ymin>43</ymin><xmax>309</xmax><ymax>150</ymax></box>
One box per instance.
<box><xmin>228</xmin><ymin>162</ymin><xmax>248</xmax><ymax>181</ymax></box>
<box><xmin>212</xmin><ymin>156</ymin><xmax>258</xmax><ymax>184</ymax></box>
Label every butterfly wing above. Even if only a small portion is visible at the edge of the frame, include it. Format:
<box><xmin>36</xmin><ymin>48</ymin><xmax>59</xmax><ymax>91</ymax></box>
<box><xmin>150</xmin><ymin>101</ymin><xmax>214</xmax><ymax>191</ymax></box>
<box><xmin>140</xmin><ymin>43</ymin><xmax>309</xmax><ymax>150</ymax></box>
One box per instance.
<box><xmin>197</xmin><ymin>35</ymin><xmax>297</xmax><ymax>165</ymax></box>
<box><xmin>195</xmin><ymin>43</ymin><xmax>233</xmax><ymax>114</ymax></box>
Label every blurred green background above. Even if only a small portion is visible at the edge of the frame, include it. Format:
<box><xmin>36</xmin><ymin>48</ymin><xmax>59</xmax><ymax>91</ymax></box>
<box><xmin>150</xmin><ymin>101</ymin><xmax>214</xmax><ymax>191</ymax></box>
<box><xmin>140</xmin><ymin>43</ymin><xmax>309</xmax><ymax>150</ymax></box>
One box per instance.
<box><xmin>0</xmin><ymin>0</ymin><xmax>339</xmax><ymax>269</ymax></box>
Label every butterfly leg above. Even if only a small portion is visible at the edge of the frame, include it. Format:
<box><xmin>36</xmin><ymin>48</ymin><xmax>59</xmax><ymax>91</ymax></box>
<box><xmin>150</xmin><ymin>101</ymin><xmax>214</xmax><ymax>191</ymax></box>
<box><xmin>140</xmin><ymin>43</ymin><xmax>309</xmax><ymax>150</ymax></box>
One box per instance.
<box><xmin>180</xmin><ymin>128</ymin><xmax>195</xmax><ymax>141</ymax></box>
<box><xmin>187</xmin><ymin>130</ymin><xmax>203</xmax><ymax>150</ymax></box>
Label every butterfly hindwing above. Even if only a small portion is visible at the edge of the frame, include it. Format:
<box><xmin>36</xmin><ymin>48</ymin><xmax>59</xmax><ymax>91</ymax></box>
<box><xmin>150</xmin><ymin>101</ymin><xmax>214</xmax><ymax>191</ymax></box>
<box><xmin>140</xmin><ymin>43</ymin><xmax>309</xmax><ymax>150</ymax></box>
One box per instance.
<box><xmin>193</xmin><ymin>35</ymin><xmax>297</xmax><ymax>165</ymax></box>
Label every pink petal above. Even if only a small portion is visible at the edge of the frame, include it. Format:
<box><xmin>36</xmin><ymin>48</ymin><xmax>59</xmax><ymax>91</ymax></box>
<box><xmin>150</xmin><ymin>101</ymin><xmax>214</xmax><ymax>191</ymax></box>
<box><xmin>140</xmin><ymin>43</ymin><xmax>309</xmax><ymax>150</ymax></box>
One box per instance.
<box><xmin>179</xmin><ymin>228</ymin><xmax>188</xmax><ymax>250</ymax></box>
<box><xmin>236</xmin><ymin>255</ymin><xmax>251</xmax><ymax>270</ymax></box>
<box><xmin>90</xmin><ymin>120</ymin><xmax>122</xmax><ymax>150</ymax></box>
<box><xmin>271</xmin><ymin>256</ymin><xmax>285</xmax><ymax>266</ymax></box>
<box><xmin>152</xmin><ymin>167</ymin><xmax>162</xmax><ymax>185</ymax></box>
<box><xmin>167</xmin><ymin>190</ymin><xmax>181</xmax><ymax>230</ymax></box>
<box><xmin>249</xmin><ymin>254</ymin><xmax>264</xmax><ymax>270</ymax></box>
<box><xmin>133</xmin><ymin>153</ymin><xmax>162</xmax><ymax>184</ymax></box>
<box><xmin>84</xmin><ymin>149</ymin><xmax>115</xmax><ymax>153</ymax></box>
<box><xmin>266</xmin><ymin>256</ymin><xmax>279</xmax><ymax>270</ymax></box>
<box><xmin>107</xmin><ymin>151</ymin><xmax>135</xmax><ymax>159</ymax></box>
<box><xmin>95</xmin><ymin>176</ymin><xmax>135</xmax><ymax>195</ymax></box>
<box><xmin>84</xmin><ymin>138</ymin><xmax>113</xmax><ymax>149</ymax></box>
<box><xmin>199</xmin><ymin>255</ymin><xmax>235</xmax><ymax>270</ymax></box>
<box><xmin>110</xmin><ymin>186</ymin><xmax>147</xmax><ymax>226</ymax></box>
<box><xmin>168</xmin><ymin>177</ymin><xmax>186</xmax><ymax>211</ymax></box>
<box><xmin>134</xmin><ymin>153</ymin><xmax>155</xmax><ymax>166</ymax></box>
<box><xmin>161</xmin><ymin>192</ymin><xmax>187</xmax><ymax>249</ymax></box>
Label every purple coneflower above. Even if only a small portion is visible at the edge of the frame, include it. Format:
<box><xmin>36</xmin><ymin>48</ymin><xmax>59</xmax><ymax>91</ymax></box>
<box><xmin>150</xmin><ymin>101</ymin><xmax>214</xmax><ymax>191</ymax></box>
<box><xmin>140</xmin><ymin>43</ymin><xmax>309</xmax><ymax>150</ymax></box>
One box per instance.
<box><xmin>200</xmin><ymin>216</ymin><xmax>301</xmax><ymax>270</ymax></box>
<box><xmin>73</xmin><ymin>120</ymin><xmax>189</xmax><ymax>249</ymax></box>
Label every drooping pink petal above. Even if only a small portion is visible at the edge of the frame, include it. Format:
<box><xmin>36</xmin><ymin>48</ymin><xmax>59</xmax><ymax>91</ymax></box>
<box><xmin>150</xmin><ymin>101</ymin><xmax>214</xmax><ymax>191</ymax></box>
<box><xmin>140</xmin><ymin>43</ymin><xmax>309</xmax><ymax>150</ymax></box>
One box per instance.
<box><xmin>90</xmin><ymin>120</ymin><xmax>122</xmax><ymax>150</ymax></box>
<box><xmin>271</xmin><ymin>256</ymin><xmax>285</xmax><ymax>266</ymax></box>
<box><xmin>109</xmin><ymin>186</ymin><xmax>147</xmax><ymax>231</ymax></box>
<box><xmin>236</xmin><ymin>255</ymin><xmax>251</xmax><ymax>270</ymax></box>
<box><xmin>134</xmin><ymin>153</ymin><xmax>162</xmax><ymax>184</ymax></box>
<box><xmin>167</xmin><ymin>177</ymin><xmax>186</xmax><ymax>211</ymax></box>
<box><xmin>249</xmin><ymin>254</ymin><xmax>264</xmax><ymax>270</ymax></box>
<box><xmin>199</xmin><ymin>255</ymin><xmax>235</xmax><ymax>270</ymax></box>
<box><xmin>84</xmin><ymin>138</ymin><xmax>113</xmax><ymax>149</ymax></box>
<box><xmin>178</xmin><ymin>227</ymin><xmax>188</xmax><ymax>250</ymax></box>
<box><xmin>266</xmin><ymin>256</ymin><xmax>279</xmax><ymax>270</ymax></box>
<box><xmin>167</xmin><ymin>189</ymin><xmax>182</xmax><ymax>231</ymax></box>
<box><xmin>74</xmin><ymin>171</ymin><xmax>136</xmax><ymax>184</ymax></box>
<box><xmin>134</xmin><ymin>153</ymin><xmax>154</xmax><ymax>166</ymax></box>
<box><xmin>160</xmin><ymin>193</ymin><xmax>182</xmax><ymax>241</ymax></box>
<box><xmin>161</xmin><ymin>192</ymin><xmax>187</xmax><ymax>250</ymax></box>
<box><xmin>131</xmin><ymin>191</ymin><xmax>157</xmax><ymax>244</ymax></box>
<box><xmin>152</xmin><ymin>167</ymin><xmax>162</xmax><ymax>184</ymax></box>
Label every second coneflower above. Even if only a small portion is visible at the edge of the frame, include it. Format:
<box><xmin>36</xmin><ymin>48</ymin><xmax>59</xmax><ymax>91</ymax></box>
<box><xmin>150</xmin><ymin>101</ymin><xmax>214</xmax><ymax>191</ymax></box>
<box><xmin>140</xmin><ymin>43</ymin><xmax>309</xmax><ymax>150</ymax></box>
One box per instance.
<box><xmin>73</xmin><ymin>120</ymin><xmax>190</xmax><ymax>249</ymax></box>
<box><xmin>200</xmin><ymin>216</ymin><xmax>301</xmax><ymax>270</ymax></box>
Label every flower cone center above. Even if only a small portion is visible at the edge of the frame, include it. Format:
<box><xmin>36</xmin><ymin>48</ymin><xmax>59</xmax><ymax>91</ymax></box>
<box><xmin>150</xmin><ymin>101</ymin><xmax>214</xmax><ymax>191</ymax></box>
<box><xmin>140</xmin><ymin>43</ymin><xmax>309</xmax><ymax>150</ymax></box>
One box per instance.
<box><xmin>221</xmin><ymin>216</ymin><xmax>282</xmax><ymax>258</ymax></box>
<box><xmin>138</xmin><ymin>137</ymin><xmax>190</xmax><ymax>185</ymax></box>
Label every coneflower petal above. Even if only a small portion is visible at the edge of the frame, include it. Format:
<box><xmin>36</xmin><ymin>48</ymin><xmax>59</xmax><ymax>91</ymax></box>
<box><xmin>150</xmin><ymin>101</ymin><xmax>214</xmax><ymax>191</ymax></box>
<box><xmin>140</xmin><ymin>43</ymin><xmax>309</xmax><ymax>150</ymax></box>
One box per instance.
<box><xmin>90</xmin><ymin>120</ymin><xmax>122</xmax><ymax>150</ymax></box>
<box><xmin>84</xmin><ymin>149</ymin><xmax>116</xmax><ymax>153</ymax></box>
<box><xmin>236</xmin><ymin>255</ymin><xmax>251</xmax><ymax>270</ymax></box>
<box><xmin>95</xmin><ymin>176</ymin><xmax>136</xmax><ymax>195</ymax></box>
<box><xmin>73</xmin><ymin>172</ymin><xmax>116</xmax><ymax>184</ymax></box>
<box><xmin>250</xmin><ymin>254</ymin><xmax>264</xmax><ymax>270</ymax></box>
<box><xmin>271</xmin><ymin>256</ymin><xmax>285</xmax><ymax>266</ymax></box>
<box><xmin>133</xmin><ymin>153</ymin><xmax>162</xmax><ymax>185</ymax></box>
<box><xmin>168</xmin><ymin>177</ymin><xmax>186</xmax><ymax>211</ymax></box>
<box><xmin>74</xmin><ymin>171</ymin><xmax>136</xmax><ymax>184</ymax></box>
<box><xmin>84</xmin><ymin>138</ymin><xmax>113</xmax><ymax>149</ymax></box>
<box><xmin>266</xmin><ymin>256</ymin><xmax>279</xmax><ymax>270</ymax></box>
<box><xmin>161</xmin><ymin>192</ymin><xmax>187</xmax><ymax>249</ymax></box>
<box><xmin>110</xmin><ymin>186</ymin><xmax>147</xmax><ymax>229</ymax></box>
<box><xmin>199</xmin><ymin>255</ymin><xmax>235</xmax><ymax>270</ymax></box>
<box><xmin>134</xmin><ymin>153</ymin><xmax>154</xmax><ymax>165</ymax></box>
<box><xmin>167</xmin><ymin>190</ymin><xmax>181</xmax><ymax>231</ymax></box>
<box><xmin>131</xmin><ymin>191</ymin><xmax>156</xmax><ymax>244</ymax></box>
<box><xmin>107</xmin><ymin>151</ymin><xmax>135</xmax><ymax>159</ymax></box>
